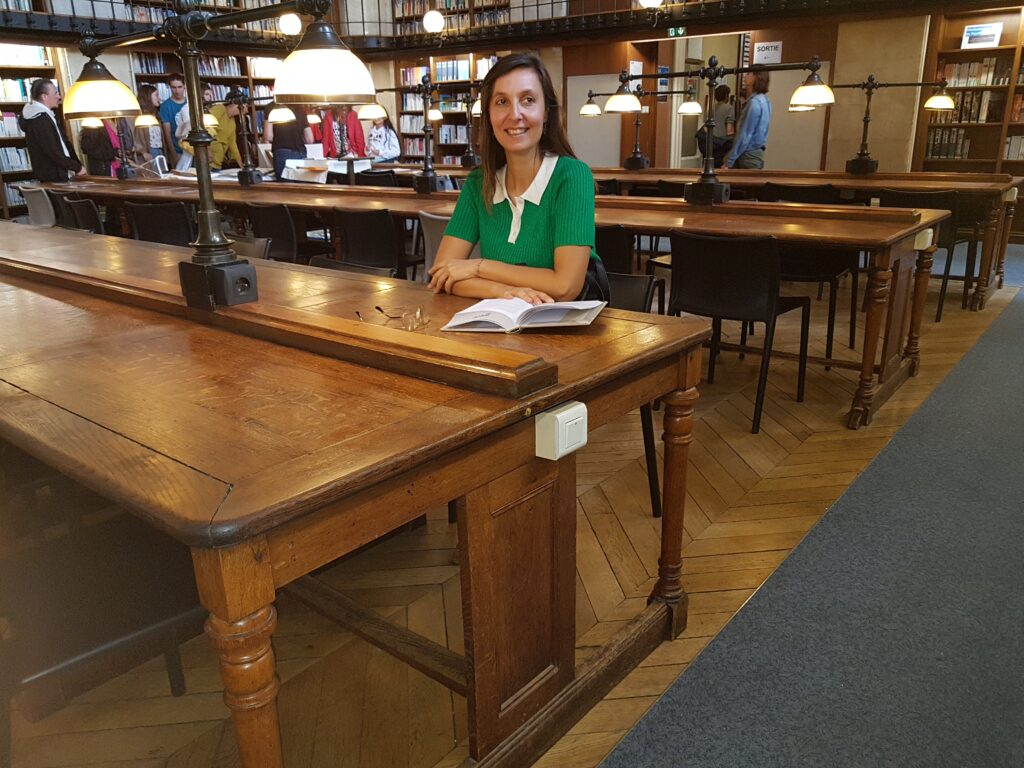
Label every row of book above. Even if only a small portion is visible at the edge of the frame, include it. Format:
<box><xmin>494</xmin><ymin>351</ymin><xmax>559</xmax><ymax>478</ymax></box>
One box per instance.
<box><xmin>439</xmin><ymin>154</ymin><xmax>464</xmax><ymax>164</ymax></box>
<box><xmin>435</xmin><ymin>58</ymin><xmax>472</xmax><ymax>82</ymax></box>
<box><xmin>937</xmin><ymin>57</ymin><xmax>1013</xmax><ymax>88</ymax></box>
<box><xmin>403</xmin><ymin>137</ymin><xmax>426</xmax><ymax>156</ymax></box>
<box><xmin>197</xmin><ymin>56</ymin><xmax>243</xmax><ymax>77</ymax></box>
<box><xmin>929</xmin><ymin>90</ymin><xmax>1004</xmax><ymax>124</ymax></box>
<box><xmin>393</xmin><ymin>0</ymin><xmax>468</xmax><ymax>17</ymax></box>
<box><xmin>437</xmin><ymin>124</ymin><xmax>469</xmax><ymax>144</ymax></box>
<box><xmin>402</xmin><ymin>93</ymin><xmax>426</xmax><ymax>111</ymax></box>
<box><xmin>925</xmin><ymin>127</ymin><xmax>970</xmax><ymax>160</ymax></box>
<box><xmin>0</xmin><ymin>1</ymin><xmax>32</xmax><ymax>11</ymax></box>
<box><xmin>1002</xmin><ymin>134</ymin><xmax>1024</xmax><ymax>160</ymax></box>
<box><xmin>1010</xmin><ymin>93</ymin><xmax>1024</xmax><ymax>123</ymax></box>
<box><xmin>3</xmin><ymin>181</ymin><xmax>25</xmax><ymax>207</ymax></box>
<box><xmin>399</xmin><ymin>65</ymin><xmax>430</xmax><ymax>87</ymax></box>
<box><xmin>0</xmin><ymin>146</ymin><xmax>30</xmax><ymax>172</ymax></box>
<box><xmin>0</xmin><ymin>112</ymin><xmax>22</xmax><ymax>137</ymax></box>
<box><xmin>437</xmin><ymin>94</ymin><xmax>470</xmax><ymax>111</ymax></box>
<box><xmin>399</xmin><ymin>114</ymin><xmax>425</xmax><ymax>134</ymax></box>
<box><xmin>476</xmin><ymin>55</ymin><xmax>498</xmax><ymax>80</ymax></box>
<box><xmin>249</xmin><ymin>58</ymin><xmax>282</xmax><ymax>79</ymax></box>
<box><xmin>252</xmin><ymin>84</ymin><xmax>274</xmax><ymax>99</ymax></box>
<box><xmin>474</xmin><ymin>9</ymin><xmax>510</xmax><ymax>26</ymax></box>
<box><xmin>0</xmin><ymin>43</ymin><xmax>49</xmax><ymax>66</ymax></box>
<box><xmin>1</xmin><ymin>77</ymin><xmax>46</xmax><ymax>103</ymax></box>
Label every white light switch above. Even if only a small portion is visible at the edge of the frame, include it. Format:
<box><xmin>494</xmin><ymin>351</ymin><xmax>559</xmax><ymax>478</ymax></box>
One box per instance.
<box><xmin>535</xmin><ymin>401</ymin><xmax>588</xmax><ymax>460</ymax></box>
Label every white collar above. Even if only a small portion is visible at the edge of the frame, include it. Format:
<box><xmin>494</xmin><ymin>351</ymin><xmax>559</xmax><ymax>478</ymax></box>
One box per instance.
<box><xmin>493</xmin><ymin>152</ymin><xmax>558</xmax><ymax>206</ymax></box>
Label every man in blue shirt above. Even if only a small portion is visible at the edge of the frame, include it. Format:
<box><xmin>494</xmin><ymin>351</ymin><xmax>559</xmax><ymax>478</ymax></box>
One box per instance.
<box><xmin>157</xmin><ymin>73</ymin><xmax>187</xmax><ymax>167</ymax></box>
<box><xmin>726</xmin><ymin>71</ymin><xmax>772</xmax><ymax>169</ymax></box>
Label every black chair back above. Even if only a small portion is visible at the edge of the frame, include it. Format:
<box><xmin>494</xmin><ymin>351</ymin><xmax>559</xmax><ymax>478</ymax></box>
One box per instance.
<box><xmin>877</xmin><ymin>188</ymin><xmax>959</xmax><ymax>249</ymax></box>
<box><xmin>309</xmin><ymin>256</ymin><xmax>398</xmax><ymax>277</ymax></box>
<box><xmin>355</xmin><ymin>169</ymin><xmax>398</xmax><ymax>187</ymax></box>
<box><xmin>595</xmin><ymin>224</ymin><xmax>635</xmax><ymax>274</ymax></box>
<box><xmin>758</xmin><ymin>182</ymin><xmax>839</xmax><ymax>205</ymax></box>
<box><xmin>668</xmin><ymin>231</ymin><xmax>781</xmax><ymax>322</ymax></box>
<box><xmin>607</xmin><ymin>272</ymin><xmax>657</xmax><ymax>313</ymax></box>
<box><xmin>124</xmin><ymin>201</ymin><xmax>194</xmax><ymax>247</ymax></box>
<box><xmin>657</xmin><ymin>179</ymin><xmax>688</xmax><ymax>198</ymax></box>
<box><xmin>66</xmin><ymin>198</ymin><xmax>104</xmax><ymax>234</ymax></box>
<box><xmin>46</xmin><ymin>191</ymin><xmax>78</xmax><ymax>229</ymax></box>
<box><xmin>597</xmin><ymin>178</ymin><xmax>621</xmax><ymax>196</ymax></box>
<box><xmin>246</xmin><ymin>202</ymin><xmax>299</xmax><ymax>262</ymax></box>
<box><xmin>333</xmin><ymin>208</ymin><xmax>408</xmax><ymax>277</ymax></box>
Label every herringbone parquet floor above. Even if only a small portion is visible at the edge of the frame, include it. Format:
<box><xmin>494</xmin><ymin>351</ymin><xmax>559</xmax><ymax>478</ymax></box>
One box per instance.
<box><xmin>9</xmin><ymin>277</ymin><xmax>1016</xmax><ymax>768</ymax></box>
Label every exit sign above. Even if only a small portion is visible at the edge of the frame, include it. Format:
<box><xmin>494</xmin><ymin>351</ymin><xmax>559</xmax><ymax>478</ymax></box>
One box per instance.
<box><xmin>667</xmin><ymin>26</ymin><xmax>687</xmax><ymax>37</ymax></box>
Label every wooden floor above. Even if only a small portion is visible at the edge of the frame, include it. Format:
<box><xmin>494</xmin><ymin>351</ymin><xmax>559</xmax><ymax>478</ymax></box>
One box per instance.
<box><xmin>9</xmin><ymin>275</ymin><xmax>1017</xmax><ymax>768</ymax></box>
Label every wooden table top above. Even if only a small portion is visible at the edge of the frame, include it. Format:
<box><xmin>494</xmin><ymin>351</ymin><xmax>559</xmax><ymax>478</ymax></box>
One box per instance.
<box><xmin>45</xmin><ymin>177</ymin><xmax>949</xmax><ymax>250</ymax></box>
<box><xmin>0</xmin><ymin>223</ymin><xmax>708</xmax><ymax>549</ymax></box>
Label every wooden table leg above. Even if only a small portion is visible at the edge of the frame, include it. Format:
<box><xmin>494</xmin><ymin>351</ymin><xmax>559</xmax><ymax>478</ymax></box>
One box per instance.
<box><xmin>649</xmin><ymin>360</ymin><xmax>700</xmax><ymax>639</ymax></box>
<box><xmin>848</xmin><ymin>256</ymin><xmax>892</xmax><ymax>429</ymax></box>
<box><xmin>903</xmin><ymin>243</ymin><xmax>935</xmax><ymax>376</ymax></box>
<box><xmin>192</xmin><ymin>539</ymin><xmax>283</xmax><ymax>768</ymax></box>
<box><xmin>970</xmin><ymin>203</ymin><xmax>1001</xmax><ymax>311</ymax></box>
<box><xmin>996</xmin><ymin>198</ymin><xmax>1016</xmax><ymax>291</ymax></box>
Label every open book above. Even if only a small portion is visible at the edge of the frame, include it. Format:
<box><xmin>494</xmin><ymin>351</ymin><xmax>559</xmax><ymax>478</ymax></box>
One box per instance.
<box><xmin>441</xmin><ymin>298</ymin><xmax>606</xmax><ymax>333</ymax></box>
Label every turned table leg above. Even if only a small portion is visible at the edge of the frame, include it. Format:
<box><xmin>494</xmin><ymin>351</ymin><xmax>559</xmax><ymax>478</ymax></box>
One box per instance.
<box><xmin>904</xmin><ymin>242</ymin><xmax>936</xmax><ymax>375</ymax></box>
<box><xmin>848</xmin><ymin>259</ymin><xmax>892</xmax><ymax>429</ymax></box>
<box><xmin>970</xmin><ymin>204</ymin><xmax>1001</xmax><ymax>311</ymax></box>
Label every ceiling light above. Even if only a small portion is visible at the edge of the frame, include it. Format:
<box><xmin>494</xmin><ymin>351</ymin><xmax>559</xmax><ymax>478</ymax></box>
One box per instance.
<box><xmin>422</xmin><ymin>10</ymin><xmax>445</xmax><ymax>34</ymax></box>
<box><xmin>274</xmin><ymin>18</ymin><xmax>375</xmax><ymax>105</ymax></box>
<box><xmin>64</xmin><ymin>58</ymin><xmax>141</xmax><ymax>119</ymax></box>
<box><xmin>279</xmin><ymin>12</ymin><xmax>302</xmax><ymax>36</ymax></box>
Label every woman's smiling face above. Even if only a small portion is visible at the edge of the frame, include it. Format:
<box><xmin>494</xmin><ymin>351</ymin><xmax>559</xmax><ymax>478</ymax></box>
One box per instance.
<box><xmin>489</xmin><ymin>67</ymin><xmax>547</xmax><ymax>157</ymax></box>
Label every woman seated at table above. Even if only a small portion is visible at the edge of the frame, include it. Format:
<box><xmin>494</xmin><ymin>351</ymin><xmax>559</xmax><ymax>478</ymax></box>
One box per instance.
<box><xmin>427</xmin><ymin>53</ymin><xmax>606</xmax><ymax>305</ymax></box>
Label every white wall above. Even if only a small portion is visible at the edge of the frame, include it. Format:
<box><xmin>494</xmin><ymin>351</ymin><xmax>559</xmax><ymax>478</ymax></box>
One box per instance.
<box><xmin>763</xmin><ymin>62</ymin><xmax>831</xmax><ymax>170</ymax></box>
<box><xmin>567</xmin><ymin>74</ymin><xmax>622</xmax><ymax>168</ymax></box>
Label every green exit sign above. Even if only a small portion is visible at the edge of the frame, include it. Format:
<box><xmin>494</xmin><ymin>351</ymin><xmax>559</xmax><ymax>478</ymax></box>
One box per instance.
<box><xmin>668</xmin><ymin>26</ymin><xmax>687</xmax><ymax>37</ymax></box>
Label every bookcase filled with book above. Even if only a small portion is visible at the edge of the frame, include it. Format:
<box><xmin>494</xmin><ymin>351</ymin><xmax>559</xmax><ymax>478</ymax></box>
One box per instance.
<box><xmin>0</xmin><ymin>43</ymin><xmax>58</xmax><ymax>219</ymax></box>
<box><xmin>131</xmin><ymin>52</ymin><xmax>282</xmax><ymax>103</ymax></box>
<box><xmin>396</xmin><ymin>52</ymin><xmax>497</xmax><ymax>164</ymax></box>
<box><xmin>392</xmin><ymin>0</ymin><xmax>507</xmax><ymax>38</ymax></box>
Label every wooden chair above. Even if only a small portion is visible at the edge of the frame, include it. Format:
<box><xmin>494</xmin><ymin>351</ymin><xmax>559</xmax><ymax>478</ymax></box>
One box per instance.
<box><xmin>757</xmin><ymin>182</ymin><xmax>859</xmax><ymax>358</ymax></box>
<box><xmin>668</xmin><ymin>231</ymin><xmax>810</xmax><ymax>434</ymax></box>
<box><xmin>124</xmin><ymin>201</ymin><xmax>194</xmax><ymax>247</ymax></box>
<box><xmin>877</xmin><ymin>188</ymin><xmax>968</xmax><ymax>322</ymax></box>
<box><xmin>245</xmin><ymin>202</ymin><xmax>333</xmax><ymax>264</ymax></box>
<box><xmin>66</xmin><ymin>197</ymin><xmax>104</xmax><ymax>234</ymax></box>
<box><xmin>309</xmin><ymin>255</ymin><xmax>397</xmax><ymax>277</ymax></box>
<box><xmin>332</xmin><ymin>208</ymin><xmax>423</xmax><ymax>280</ymax></box>
<box><xmin>18</xmin><ymin>185</ymin><xmax>55</xmax><ymax>227</ymax></box>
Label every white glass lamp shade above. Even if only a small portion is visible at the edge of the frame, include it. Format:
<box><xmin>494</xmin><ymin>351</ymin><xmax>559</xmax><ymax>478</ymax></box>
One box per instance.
<box><xmin>788</xmin><ymin>104</ymin><xmax>816</xmax><ymax>112</ymax></box>
<box><xmin>427</xmin><ymin>107</ymin><xmax>444</xmax><ymax>121</ymax></box>
<box><xmin>134</xmin><ymin>114</ymin><xmax>159</xmax><ymax>127</ymax></box>
<box><xmin>268</xmin><ymin>107</ymin><xmax>296</xmax><ymax>123</ymax></box>
<box><xmin>202</xmin><ymin>113</ymin><xmax>219</xmax><ymax>128</ymax></box>
<box><xmin>422</xmin><ymin>9</ymin><xmax>445</xmax><ymax>33</ymax></box>
<box><xmin>790</xmin><ymin>72</ymin><xmax>835</xmax><ymax>108</ymax></box>
<box><xmin>470</xmin><ymin>98</ymin><xmax>482</xmax><ymax>117</ymax></box>
<box><xmin>306</xmin><ymin>112</ymin><xmax>322</xmax><ymax>125</ymax></box>
<box><xmin>677</xmin><ymin>99</ymin><xmax>703</xmax><ymax>116</ymax></box>
<box><xmin>357</xmin><ymin>102</ymin><xmax>387</xmax><ymax>120</ymax></box>
<box><xmin>924</xmin><ymin>91</ymin><xmax>956</xmax><ymax>111</ymax></box>
<box><xmin>579</xmin><ymin>99</ymin><xmax>602</xmax><ymax>117</ymax></box>
<box><xmin>638</xmin><ymin>0</ymin><xmax>663</xmax><ymax>7</ymax></box>
<box><xmin>274</xmin><ymin>20</ymin><xmax>376</xmax><ymax>105</ymax></box>
<box><xmin>79</xmin><ymin>116</ymin><xmax>103</xmax><ymax>128</ymax></box>
<box><xmin>64</xmin><ymin>58</ymin><xmax>141</xmax><ymax>120</ymax></box>
<box><xmin>604</xmin><ymin>85</ymin><xmax>642</xmax><ymax>113</ymax></box>
<box><xmin>279</xmin><ymin>12</ymin><xmax>302</xmax><ymax>36</ymax></box>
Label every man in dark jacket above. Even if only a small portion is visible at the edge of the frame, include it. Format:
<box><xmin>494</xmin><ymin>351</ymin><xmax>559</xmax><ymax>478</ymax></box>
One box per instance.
<box><xmin>18</xmin><ymin>79</ymin><xmax>84</xmax><ymax>181</ymax></box>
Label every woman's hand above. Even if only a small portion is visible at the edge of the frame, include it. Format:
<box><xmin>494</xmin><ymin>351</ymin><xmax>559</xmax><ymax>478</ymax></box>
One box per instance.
<box><xmin>428</xmin><ymin>258</ymin><xmax>480</xmax><ymax>294</ymax></box>
<box><xmin>503</xmin><ymin>287</ymin><xmax>554</xmax><ymax>305</ymax></box>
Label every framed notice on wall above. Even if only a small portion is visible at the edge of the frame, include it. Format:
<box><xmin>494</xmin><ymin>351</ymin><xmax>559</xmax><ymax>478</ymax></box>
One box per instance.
<box><xmin>961</xmin><ymin>22</ymin><xmax>1003</xmax><ymax>50</ymax></box>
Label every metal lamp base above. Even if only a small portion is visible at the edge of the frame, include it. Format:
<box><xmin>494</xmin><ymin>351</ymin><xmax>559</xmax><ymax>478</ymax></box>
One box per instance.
<box><xmin>237</xmin><ymin>168</ymin><xmax>263</xmax><ymax>186</ymax></box>
<box><xmin>683</xmin><ymin>181</ymin><xmax>730</xmax><ymax>205</ymax></box>
<box><xmin>413</xmin><ymin>172</ymin><xmax>443</xmax><ymax>195</ymax></box>
<box><xmin>623</xmin><ymin>153</ymin><xmax>650</xmax><ymax>170</ymax></box>
<box><xmin>178</xmin><ymin>259</ymin><xmax>258</xmax><ymax>311</ymax></box>
<box><xmin>846</xmin><ymin>155</ymin><xmax>878</xmax><ymax>175</ymax></box>
<box><xmin>461</xmin><ymin>152</ymin><xmax>481</xmax><ymax>169</ymax></box>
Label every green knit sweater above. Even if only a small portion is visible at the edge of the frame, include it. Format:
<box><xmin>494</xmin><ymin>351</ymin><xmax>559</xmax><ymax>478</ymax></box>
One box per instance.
<box><xmin>444</xmin><ymin>154</ymin><xmax>598</xmax><ymax>266</ymax></box>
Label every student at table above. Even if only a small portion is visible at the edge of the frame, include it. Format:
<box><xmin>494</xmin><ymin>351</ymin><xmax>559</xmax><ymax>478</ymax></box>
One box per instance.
<box><xmin>263</xmin><ymin>104</ymin><xmax>312</xmax><ymax>181</ymax></box>
<box><xmin>428</xmin><ymin>53</ymin><xmax>606</xmax><ymax>304</ymax></box>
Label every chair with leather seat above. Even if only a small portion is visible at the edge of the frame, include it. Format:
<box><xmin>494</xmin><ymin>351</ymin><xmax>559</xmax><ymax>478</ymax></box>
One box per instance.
<box><xmin>756</xmin><ymin>182</ymin><xmax>859</xmax><ymax>358</ymax></box>
<box><xmin>332</xmin><ymin>208</ymin><xmax>423</xmax><ymax>280</ymax></box>
<box><xmin>354</xmin><ymin>169</ymin><xmax>398</xmax><ymax>187</ymax></box>
<box><xmin>309</xmin><ymin>255</ymin><xmax>398</xmax><ymax>277</ymax></box>
<box><xmin>45</xmin><ymin>191</ymin><xmax>78</xmax><ymax>230</ymax></box>
<box><xmin>668</xmin><ymin>231</ymin><xmax>810</xmax><ymax>434</ymax></box>
<box><xmin>124</xmin><ymin>201</ymin><xmax>194</xmax><ymax>247</ymax></box>
<box><xmin>245</xmin><ymin>202</ymin><xmax>333</xmax><ymax>264</ymax></box>
<box><xmin>19</xmin><ymin>185</ymin><xmax>56</xmax><ymax>227</ymax></box>
<box><xmin>66</xmin><ymin>197</ymin><xmax>105</xmax><ymax>234</ymax></box>
<box><xmin>876</xmin><ymin>188</ymin><xmax>967</xmax><ymax>322</ymax></box>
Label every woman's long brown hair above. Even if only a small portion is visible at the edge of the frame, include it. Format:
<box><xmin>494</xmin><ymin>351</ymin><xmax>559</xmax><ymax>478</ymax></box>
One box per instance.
<box><xmin>477</xmin><ymin>52</ymin><xmax>577</xmax><ymax>211</ymax></box>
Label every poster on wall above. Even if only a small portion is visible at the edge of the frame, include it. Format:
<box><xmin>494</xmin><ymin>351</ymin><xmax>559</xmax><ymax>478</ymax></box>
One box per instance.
<box><xmin>657</xmin><ymin>65</ymin><xmax>669</xmax><ymax>101</ymax></box>
<box><xmin>961</xmin><ymin>22</ymin><xmax>1003</xmax><ymax>50</ymax></box>
<box><xmin>753</xmin><ymin>41</ymin><xmax>783</xmax><ymax>65</ymax></box>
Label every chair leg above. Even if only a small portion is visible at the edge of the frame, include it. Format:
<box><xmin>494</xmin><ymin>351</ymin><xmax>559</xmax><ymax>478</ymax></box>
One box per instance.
<box><xmin>447</xmin><ymin>499</ymin><xmax>458</xmax><ymax>523</ymax></box>
<box><xmin>816</xmin><ymin>281</ymin><xmax>825</xmax><ymax>300</ymax></box>
<box><xmin>961</xmin><ymin>237</ymin><xmax>979</xmax><ymax>311</ymax></box>
<box><xmin>1</xmin><ymin>692</ymin><xmax>10</xmax><ymax>768</ymax></box>
<box><xmin>656</xmin><ymin>280</ymin><xmax>665</xmax><ymax>315</ymax></box>
<box><xmin>707</xmin><ymin>317</ymin><xmax>722</xmax><ymax>384</ymax></box>
<box><xmin>164</xmin><ymin>647</ymin><xmax>187</xmax><ymax>697</ymax></box>
<box><xmin>739</xmin><ymin>319</ymin><xmax>748</xmax><ymax>359</ymax></box>
<box><xmin>752</xmin><ymin>316</ymin><xmax>777</xmax><ymax>434</ymax></box>
<box><xmin>639</xmin><ymin>403</ymin><xmax>662</xmax><ymax>518</ymax></box>
<box><xmin>797</xmin><ymin>302</ymin><xmax>810</xmax><ymax>403</ymax></box>
<box><xmin>849</xmin><ymin>266</ymin><xmax>859</xmax><ymax>350</ymax></box>
<box><xmin>824</xmin><ymin>277</ymin><xmax>838</xmax><ymax>368</ymax></box>
<box><xmin>936</xmin><ymin>246</ymin><xmax>955</xmax><ymax>323</ymax></box>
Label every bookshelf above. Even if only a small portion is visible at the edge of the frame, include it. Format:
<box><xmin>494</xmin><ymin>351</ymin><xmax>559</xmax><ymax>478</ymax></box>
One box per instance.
<box><xmin>392</xmin><ymin>0</ymin><xmax>508</xmax><ymax>38</ymax></box>
<box><xmin>0</xmin><ymin>43</ymin><xmax>58</xmax><ymax>219</ymax></box>
<box><xmin>395</xmin><ymin>51</ymin><xmax>497</xmax><ymax>163</ymax></box>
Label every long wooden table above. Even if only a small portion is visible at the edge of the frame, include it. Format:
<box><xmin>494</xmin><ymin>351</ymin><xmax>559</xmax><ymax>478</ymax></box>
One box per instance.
<box><xmin>46</xmin><ymin>177</ymin><xmax>947</xmax><ymax>429</ymax></box>
<box><xmin>0</xmin><ymin>223</ymin><xmax>707</xmax><ymax>767</ymax></box>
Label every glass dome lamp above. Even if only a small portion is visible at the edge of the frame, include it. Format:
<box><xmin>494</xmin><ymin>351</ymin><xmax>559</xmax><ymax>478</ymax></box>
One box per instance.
<box><xmin>924</xmin><ymin>87</ymin><xmax>955</xmax><ymax>111</ymax></box>
<box><xmin>604</xmin><ymin>83</ymin><xmax>641</xmax><ymax>113</ymax></box>
<box><xmin>422</xmin><ymin>9</ymin><xmax>445</xmax><ymax>34</ymax></box>
<box><xmin>267</xmin><ymin>107</ymin><xmax>296</xmax><ymax>123</ymax></box>
<box><xmin>64</xmin><ymin>58</ymin><xmax>141</xmax><ymax>119</ymax></box>
<box><xmin>427</xmin><ymin>107</ymin><xmax>444</xmax><ymax>121</ymax></box>
<box><xmin>306</xmin><ymin>111</ymin><xmax>321</xmax><ymax>125</ymax></box>
<box><xmin>357</xmin><ymin>102</ymin><xmax>387</xmax><ymax>120</ymax></box>
<box><xmin>79</xmin><ymin>116</ymin><xmax>103</xmax><ymax>128</ymax></box>
<box><xmin>579</xmin><ymin>96</ymin><xmax>602</xmax><ymax>117</ymax></box>
<box><xmin>279</xmin><ymin>12</ymin><xmax>302</xmax><ymax>36</ymax></box>
<box><xmin>274</xmin><ymin>17</ymin><xmax>376</xmax><ymax>105</ymax></box>
<box><xmin>790</xmin><ymin>70</ymin><xmax>835</xmax><ymax>108</ymax></box>
<box><xmin>202</xmin><ymin>113</ymin><xmax>219</xmax><ymax>128</ymax></box>
<box><xmin>134</xmin><ymin>114</ymin><xmax>159</xmax><ymax>127</ymax></box>
<box><xmin>788</xmin><ymin>104</ymin><xmax>816</xmax><ymax>112</ymax></box>
<box><xmin>677</xmin><ymin>97</ymin><xmax>703</xmax><ymax>116</ymax></box>
<box><xmin>637</xmin><ymin>0</ymin><xmax>663</xmax><ymax>7</ymax></box>
<box><xmin>470</xmin><ymin>98</ymin><xmax>482</xmax><ymax>117</ymax></box>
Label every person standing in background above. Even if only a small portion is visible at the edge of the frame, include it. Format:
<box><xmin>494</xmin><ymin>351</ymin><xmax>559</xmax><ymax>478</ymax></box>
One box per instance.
<box><xmin>19</xmin><ymin>79</ymin><xmax>83</xmax><ymax>181</ymax></box>
<box><xmin>710</xmin><ymin>84</ymin><xmax>735</xmax><ymax>168</ymax></box>
<box><xmin>726</xmin><ymin>71</ymin><xmax>771</xmax><ymax>169</ymax></box>
<box><xmin>207</xmin><ymin>94</ymin><xmax>244</xmax><ymax>171</ymax></box>
<box><xmin>134</xmin><ymin>84</ymin><xmax>164</xmax><ymax>163</ymax></box>
<box><xmin>157</xmin><ymin>73</ymin><xmax>187</xmax><ymax>167</ymax></box>
<box><xmin>263</xmin><ymin>105</ymin><xmax>312</xmax><ymax>181</ymax></box>
<box><xmin>322</xmin><ymin>105</ymin><xmax>365</xmax><ymax>158</ymax></box>
<box><xmin>79</xmin><ymin>120</ymin><xmax>115</xmax><ymax>176</ymax></box>
<box><xmin>366</xmin><ymin>115</ymin><xmax>400</xmax><ymax>163</ymax></box>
